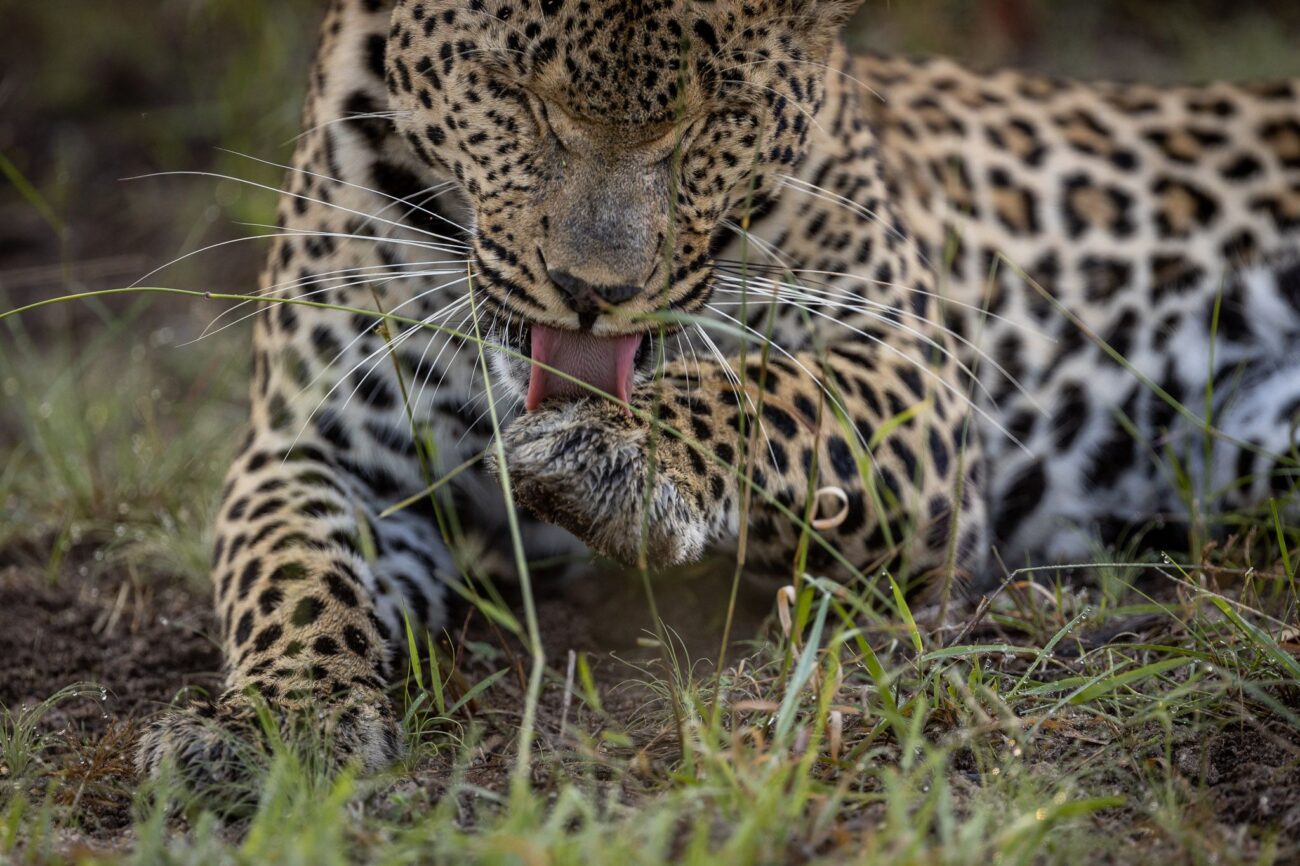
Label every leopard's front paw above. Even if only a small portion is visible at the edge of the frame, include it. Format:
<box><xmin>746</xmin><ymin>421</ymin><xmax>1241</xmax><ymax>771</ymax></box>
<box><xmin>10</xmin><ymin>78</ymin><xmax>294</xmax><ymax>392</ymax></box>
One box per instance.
<box><xmin>498</xmin><ymin>398</ymin><xmax>709</xmax><ymax>567</ymax></box>
<box><xmin>137</xmin><ymin>687</ymin><xmax>402</xmax><ymax>797</ymax></box>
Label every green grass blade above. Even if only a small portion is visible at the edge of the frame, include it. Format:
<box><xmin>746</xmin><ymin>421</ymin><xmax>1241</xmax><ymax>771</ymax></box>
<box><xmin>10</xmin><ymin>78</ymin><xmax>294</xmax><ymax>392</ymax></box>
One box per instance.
<box><xmin>888</xmin><ymin>573</ymin><xmax>924</xmax><ymax>655</ymax></box>
<box><xmin>775</xmin><ymin>590</ymin><xmax>830</xmax><ymax>742</ymax></box>
<box><xmin>1069</xmin><ymin>657</ymin><xmax>1193</xmax><ymax>704</ymax></box>
<box><xmin>1208</xmin><ymin>596</ymin><xmax>1300</xmax><ymax>679</ymax></box>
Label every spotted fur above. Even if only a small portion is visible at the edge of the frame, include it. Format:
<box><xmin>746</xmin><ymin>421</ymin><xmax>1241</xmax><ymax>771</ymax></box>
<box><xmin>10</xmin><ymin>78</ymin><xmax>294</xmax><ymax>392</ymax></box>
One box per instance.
<box><xmin>139</xmin><ymin>0</ymin><xmax>1300</xmax><ymax>782</ymax></box>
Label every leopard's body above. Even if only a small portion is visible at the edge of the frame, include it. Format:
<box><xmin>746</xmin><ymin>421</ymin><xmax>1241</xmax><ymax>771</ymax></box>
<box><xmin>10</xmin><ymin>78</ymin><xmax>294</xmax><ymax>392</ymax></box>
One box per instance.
<box><xmin>139</xmin><ymin>0</ymin><xmax>1300</xmax><ymax>779</ymax></box>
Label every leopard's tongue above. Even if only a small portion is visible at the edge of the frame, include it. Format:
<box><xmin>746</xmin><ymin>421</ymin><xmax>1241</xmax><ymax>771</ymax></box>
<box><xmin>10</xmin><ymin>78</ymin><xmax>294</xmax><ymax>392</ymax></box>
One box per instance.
<box><xmin>526</xmin><ymin>324</ymin><xmax>643</xmax><ymax>412</ymax></box>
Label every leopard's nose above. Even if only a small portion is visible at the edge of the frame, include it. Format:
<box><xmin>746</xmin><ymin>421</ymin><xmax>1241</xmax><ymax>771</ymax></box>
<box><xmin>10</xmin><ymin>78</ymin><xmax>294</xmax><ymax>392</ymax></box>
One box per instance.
<box><xmin>547</xmin><ymin>267</ymin><xmax>643</xmax><ymax>314</ymax></box>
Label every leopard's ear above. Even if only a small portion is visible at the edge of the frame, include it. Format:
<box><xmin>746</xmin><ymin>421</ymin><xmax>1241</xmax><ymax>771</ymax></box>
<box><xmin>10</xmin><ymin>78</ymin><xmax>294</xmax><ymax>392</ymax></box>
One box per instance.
<box><xmin>782</xmin><ymin>0</ymin><xmax>863</xmax><ymax>26</ymax></box>
<box><xmin>807</xmin><ymin>0</ymin><xmax>865</xmax><ymax>27</ymax></box>
<box><xmin>781</xmin><ymin>0</ymin><xmax>864</xmax><ymax>40</ymax></box>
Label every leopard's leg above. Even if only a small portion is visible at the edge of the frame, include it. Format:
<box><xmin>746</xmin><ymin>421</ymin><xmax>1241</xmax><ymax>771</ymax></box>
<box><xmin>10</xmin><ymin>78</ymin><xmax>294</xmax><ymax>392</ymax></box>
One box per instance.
<box><xmin>136</xmin><ymin>429</ymin><xmax>454</xmax><ymax>786</ymax></box>
<box><xmin>1203</xmin><ymin>360</ymin><xmax>1300</xmax><ymax>513</ymax></box>
<box><xmin>503</xmin><ymin>346</ymin><xmax>989</xmax><ymax>591</ymax></box>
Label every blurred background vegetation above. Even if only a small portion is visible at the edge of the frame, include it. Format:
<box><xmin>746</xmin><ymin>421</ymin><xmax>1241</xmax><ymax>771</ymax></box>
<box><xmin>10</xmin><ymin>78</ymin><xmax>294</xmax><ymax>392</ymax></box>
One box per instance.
<box><xmin>3</xmin><ymin>0</ymin><xmax>1300</xmax><ymax>571</ymax></box>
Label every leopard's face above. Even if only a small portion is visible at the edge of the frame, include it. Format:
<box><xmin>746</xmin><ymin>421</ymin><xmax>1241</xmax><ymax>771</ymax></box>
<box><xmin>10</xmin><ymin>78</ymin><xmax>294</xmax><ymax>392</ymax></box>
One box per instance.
<box><xmin>387</xmin><ymin>0</ymin><xmax>860</xmax><ymax>403</ymax></box>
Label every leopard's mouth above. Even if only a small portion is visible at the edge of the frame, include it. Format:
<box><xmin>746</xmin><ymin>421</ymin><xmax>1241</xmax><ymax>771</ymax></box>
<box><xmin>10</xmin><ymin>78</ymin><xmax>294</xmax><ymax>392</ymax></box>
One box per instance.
<box><xmin>525</xmin><ymin>324</ymin><xmax>646</xmax><ymax>411</ymax></box>
<box><xmin>497</xmin><ymin>321</ymin><xmax>656</xmax><ymax>411</ymax></box>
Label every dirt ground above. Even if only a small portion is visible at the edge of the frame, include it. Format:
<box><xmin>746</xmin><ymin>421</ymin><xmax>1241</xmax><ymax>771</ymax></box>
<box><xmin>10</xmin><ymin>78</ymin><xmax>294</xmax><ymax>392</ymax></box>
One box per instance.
<box><xmin>0</xmin><ymin>538</ymin><xmax>784</xmax><ymax>835</ymax></box>
<box><xmin>4</xmin><ymin>537</ymin><xmax>1299</xmax><ymax>855</ymax></box>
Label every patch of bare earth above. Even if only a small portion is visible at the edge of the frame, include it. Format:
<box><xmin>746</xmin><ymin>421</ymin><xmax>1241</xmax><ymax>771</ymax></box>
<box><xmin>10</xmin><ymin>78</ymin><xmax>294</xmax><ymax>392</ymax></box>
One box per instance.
<box><xmin>3</xmin><ymin>545</ymin><xmax>1299</xmax><ymax>861</ymax></box>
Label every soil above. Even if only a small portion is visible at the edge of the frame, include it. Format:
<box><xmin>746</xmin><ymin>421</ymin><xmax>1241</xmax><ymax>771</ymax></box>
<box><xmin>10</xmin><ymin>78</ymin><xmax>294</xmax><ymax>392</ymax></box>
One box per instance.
<box><xmin>3</xmin><ymin>545</ymin><xmax>1298</xmax><ymax>858</ymax></box>
<box><xmin>0</xmin><ymin>565</ymin><xmax>221</xmax><ymax>738</ymax></box>
<box><xmin>0</xmin><ymin>545</ymin><xmax>777</xmax><ymax>834</ymax></box>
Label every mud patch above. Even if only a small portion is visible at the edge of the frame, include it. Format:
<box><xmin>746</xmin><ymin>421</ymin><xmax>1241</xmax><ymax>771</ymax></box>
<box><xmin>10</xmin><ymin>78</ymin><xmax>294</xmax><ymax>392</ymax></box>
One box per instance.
<box><xmin>1185</xmin><ymin>721</ymin><xmax>1300</xmax><ymax>834</ymax></box>
<box><xmin>0</xmin><ymin>566</ymin><xmax>222</xmax><ymax>737</ymax></box>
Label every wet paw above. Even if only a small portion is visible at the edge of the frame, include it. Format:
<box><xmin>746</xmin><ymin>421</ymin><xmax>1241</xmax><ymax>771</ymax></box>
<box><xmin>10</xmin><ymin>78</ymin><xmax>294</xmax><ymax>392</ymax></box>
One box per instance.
<box><xmin>498</xmin><ymin>398</ymin><xmax>709</xmax><ymax>566</ymax></box>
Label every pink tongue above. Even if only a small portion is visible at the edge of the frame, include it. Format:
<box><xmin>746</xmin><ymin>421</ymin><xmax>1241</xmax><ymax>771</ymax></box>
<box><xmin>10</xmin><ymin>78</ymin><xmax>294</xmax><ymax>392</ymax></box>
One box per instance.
<box><xmin>526</xmin><ymin>325</ymin><xmax>643</xmax><ymax>412</ymax></box>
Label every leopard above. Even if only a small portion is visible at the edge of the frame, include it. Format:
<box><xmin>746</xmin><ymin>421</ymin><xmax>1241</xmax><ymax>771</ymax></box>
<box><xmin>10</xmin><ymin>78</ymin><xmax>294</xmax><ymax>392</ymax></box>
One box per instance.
<box><xmin>138</xmin><ymin>0</ymin><xmax>1300</xmax><ymax>784</ymax></box>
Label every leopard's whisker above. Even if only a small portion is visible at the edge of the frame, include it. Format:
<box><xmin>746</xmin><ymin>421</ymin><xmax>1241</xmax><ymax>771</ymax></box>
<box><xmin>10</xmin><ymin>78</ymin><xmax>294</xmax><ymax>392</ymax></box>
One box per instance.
<box><xmin>241</xmin><ymin>221</ymin><xmax>470</xmax><ymax>254</ymax></box>
<box><xmin>288</xmin><ymin>110</ymin><xmax>412</xmax><ymax>144</ymax></box>
<box><xmin>411</xmin><ymin>305</ymin><xmax>476</xmax><ymax>412</ymax></box>
<box><xmin>457</xmin><ymin>379</ymin><xmax>515</xmax><ymax>450</ymax></box>
<box><xmin>289</xmin><ymin>288</ymin><xmax>476</xmax><ymax>454</ymax></box>
<box><xmin>128</xmin><ymin>231</ymin><xmax>370</xmax><ymax>291</ymax></box>
<box><xmin>716</xmin><ymin>219</ymin><xmax>1041</xmax><ymax>422</ymax></box>
<box><xmin>133</xmin><ymin>225</ymin><xmax>467</xmax><ymax>303</ymax></box>
<box><xmin>711</xmin><ymin>275</ymin><xmax>1041</xmax><ymax>414</ymax></box>
<box><xmin>197</xmin><ymin>260</ymin><xmax>430</xmax><ymax>340</ymax></box>
<box><xmin>714</xmin><ymin>221</ymin><xmax>888</xmax><ymax>453</ymax></box>
<box><xmin>691</xmin><ymin>322</ymin><xmax>782</xmax><ymax>473</ymax></box>
<box><xmin>718</xmin><ymin>79</ymin><xmax>828</xmax><ymax>137</ymax></box>
<box><xmin>336</xmin><ymin>303</ymin><xmax>469</xmax><ymax>421</ymax></box>
<box><xmin>266</xmin><ymin>260</ymin><xmax>470</xmax><ymax>298</ymax></box>
<box><xmin>470</xmin><ymin>390</ymin><xmax>525</xmax><ymax>447</ymax></box>
<box><xmin>707</xmin><ymin>290</ymin><xmax>1031</xmax><ymax>452</ymax></box>
<box><xmin>441</xmin><ymin>306</ymin><xmax>517</xmax><ymax>417</ymax></box>
<box><xmin>289</xmin><ymin>277</ymin><xmax>473</xmax><ymax>418</ymax></box>
<box><xmin>358</xmin><ymin>182</ymin><xmax>466</xmax><ymax>239</ymax></box>
<box><xmin>238</xmin><ymin>224</ymin><xmax>469</xmax><ymax>257</ymax></box>
<box><xmin>457</xmin><ymin>388</ymin><xmax>524</xmax><ymax>454</ymax></box>
<box><xmin>717</xmin><ymin>266</ymin><xmax>1049</xmax><ymax>397</ymax></box>
<box><xmin>127</xmin><ymin>170</ymin><xmax>470</xmax><ymax>249</ymax></box>
<box><xmin>773</xmin><ymin>174</ymin><xmax>933</xmax><ymax>270</ymax></box>
<box><xmin>713</xmin><ymin>261</ymin><xmax>1051</xmax><ymax>342</ymax></box>
<box><xmin>717</xmin><ymin>54</ymin><xmax>886</xmax><ymax>103</ymax></box>
<box><xmin>191</xmin><ymin>268</ymin><xmax>473</xmax><ymax>346</ymax></box>
<box><xmin>724</xmin><ymin>215</ymin><xmax>966</xmax><ymax>353</ymax></box>
<box><xmin>195</xmin><ymin>261</ymin><xmax>471</xmax><ymax>342</ymax></box>
<box><xmin>215</xmin><ymin>148</ymin><xmax>471</xmax><ymax>236</ymax></box>
<box><xmin>711</xmin><ymin>287</ymin><xmax>1010</xmax><ymax>419</ymax></box>
<box><xmin>738</xmin><ymin>315</ymin><xmax>1024</xmax><ymax>455</ymax></box>
<box><xmin>412</xmin><ymin>303</ymin><xmax>482</xmax><ymax>413</ymax></box>
<box><xmin>702</xmin><ymin>302</ymin><xmax>867</xmax><ymax>443</ymax></box>
<box><xmin>673</xmin><ymin>332</ymin><xmax>692</xmax><ymax>399</ymax></box>
<box><xmin>713</xmin><ymin>258</ymin><xmax>793</xmax><ymax>276</ymax></box>
<box><xmin>720</xmin><ymin>218</ymin><xmax>796</xmax><ymax>268</ymax></box>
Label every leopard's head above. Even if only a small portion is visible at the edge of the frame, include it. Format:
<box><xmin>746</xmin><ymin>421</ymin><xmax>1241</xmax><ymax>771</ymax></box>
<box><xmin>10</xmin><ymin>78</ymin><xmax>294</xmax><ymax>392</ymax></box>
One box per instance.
<box><xmin>387</xmin><ymin>0</ymin><xmax>862</xmax><ymax>407</ymax></box>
